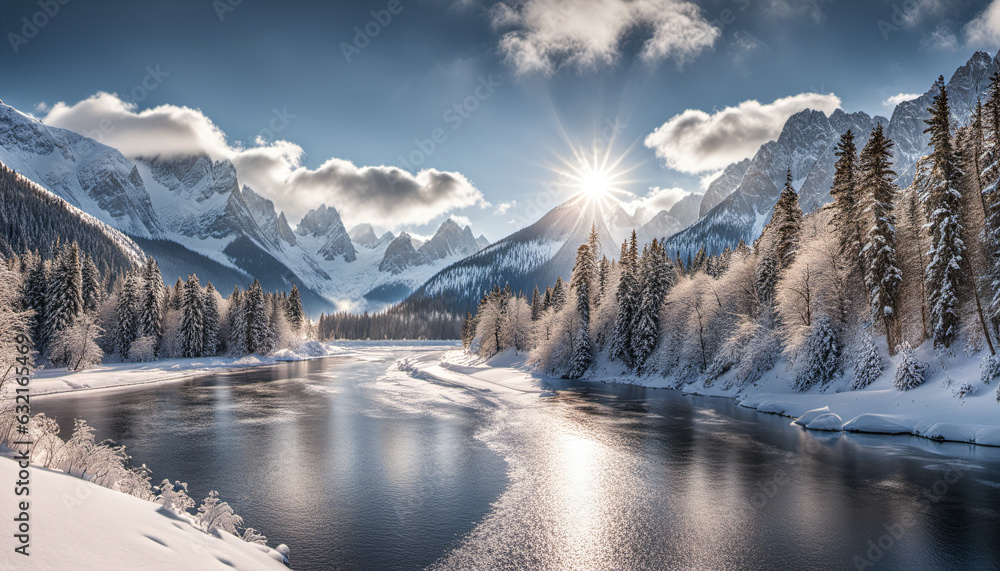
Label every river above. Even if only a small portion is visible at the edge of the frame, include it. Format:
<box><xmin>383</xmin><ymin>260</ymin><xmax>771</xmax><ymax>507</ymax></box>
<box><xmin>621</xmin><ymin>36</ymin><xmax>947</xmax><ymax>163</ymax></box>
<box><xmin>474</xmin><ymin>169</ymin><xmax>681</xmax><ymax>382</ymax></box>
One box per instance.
<box><xmin>33</xmin><ymin>342</ymin><xmax>1000</xmax><ymax>570</ymax></box>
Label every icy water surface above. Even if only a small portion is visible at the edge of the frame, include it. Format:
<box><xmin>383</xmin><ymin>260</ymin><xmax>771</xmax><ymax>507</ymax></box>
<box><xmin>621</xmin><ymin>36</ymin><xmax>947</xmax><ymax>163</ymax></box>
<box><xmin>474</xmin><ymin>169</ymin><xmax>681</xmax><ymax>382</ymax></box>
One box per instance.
<box><xmin>35</xmin><ymin>342</ymin><xmax>1000</xmax><ymax>570</ymax></box>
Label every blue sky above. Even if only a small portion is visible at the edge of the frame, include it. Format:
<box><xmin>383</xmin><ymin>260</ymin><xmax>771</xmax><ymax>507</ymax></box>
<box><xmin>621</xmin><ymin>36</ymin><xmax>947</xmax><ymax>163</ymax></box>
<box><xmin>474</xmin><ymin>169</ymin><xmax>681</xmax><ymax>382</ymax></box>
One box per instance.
<box><xmin>2</xmin><ymin>0</ymin><xmax>999</xmax><ymax>240</ymax></box>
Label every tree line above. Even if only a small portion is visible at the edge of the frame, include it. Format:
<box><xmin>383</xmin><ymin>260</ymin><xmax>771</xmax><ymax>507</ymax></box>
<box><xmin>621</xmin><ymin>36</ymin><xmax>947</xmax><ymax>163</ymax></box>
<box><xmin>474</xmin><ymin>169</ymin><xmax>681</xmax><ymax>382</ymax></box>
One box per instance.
<box><xmin>466</xmin><ymin>73</ymin><xmax>1000</xmax><ymax>401</ymax></box>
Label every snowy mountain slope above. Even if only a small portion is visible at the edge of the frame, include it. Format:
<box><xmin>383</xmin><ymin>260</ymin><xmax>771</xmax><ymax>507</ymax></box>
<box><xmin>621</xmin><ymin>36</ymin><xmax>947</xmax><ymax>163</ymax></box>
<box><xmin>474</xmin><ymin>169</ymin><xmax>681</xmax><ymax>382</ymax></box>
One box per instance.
<box><xmin>0</xmin><ymin>163</ymin><xmax>146</xmax><ymax>275</ymax></box>
<box><xmin>0</xmin><ymin>103</ymin><xmax>162</xmax><ymax>238</ymax></box>
<box><xmin>669</xmin><ymin>52</ymin><xmax>1000</xmax><ymax>260</ymax></box>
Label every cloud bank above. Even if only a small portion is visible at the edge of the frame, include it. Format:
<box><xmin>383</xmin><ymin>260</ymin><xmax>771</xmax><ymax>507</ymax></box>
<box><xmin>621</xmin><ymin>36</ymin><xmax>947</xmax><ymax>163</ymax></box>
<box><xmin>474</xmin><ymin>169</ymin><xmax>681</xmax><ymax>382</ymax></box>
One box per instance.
<box><xmin>488</xmin><ymin>0</ymin><xmax>719</xmax><ymax>75</ymax></box>
<box><xmin>42</xmin><ymin>93</ymin><xmax>486</xmax><ymax>227</ymax></box>
<box><xmin>643</xmin><ymin>92</ymin><xmax>841</xmax><ymax>174</ymax></box>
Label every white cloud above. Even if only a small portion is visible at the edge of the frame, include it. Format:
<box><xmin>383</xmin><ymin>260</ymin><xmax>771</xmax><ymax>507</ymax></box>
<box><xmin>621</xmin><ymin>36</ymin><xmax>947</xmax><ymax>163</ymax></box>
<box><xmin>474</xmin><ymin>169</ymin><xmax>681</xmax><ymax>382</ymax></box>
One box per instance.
<box><xmin>965</xmin><ymin>0</ymin><xmax>1000</xmax><ymax>47</ymax></box>
<box><xmin>34</xmin><ymin>101</ymin><xmax>49</xmax><ymax>113</ymax></box>
<box><xmin>922</xmin><ymin>26</ymin><xmax>958</xmax><ymax>51</ymax></box>
<box><xmin>643</xmin><ymin>92</ymin><xmax>841</xmax><ymax>174</ymax></box>
<box><xmin>488</xmin><ymin>0</ymin><xmax>719</xmax><ymax>76</ymax></box>
<box><xmin>42</xmin><ymin>92</ymin><xmax>486</xmax><ymax>227</ymax></box>
<box><xmin>494</xmin><ymin>200</ymin><xmax>516</xmax><ymax>215</ymax></box>
<box><xmin>450</xmin><ymin>215</ymin><xmax>473</xmax><ymax>228</ymax></box>
<box><xmin>883</xmin><ymin>92</ymin><xmax>922</xmax><ymax>108</ymax></box>
<box><xmin>624</xmin><ymin>186</ymin><xmax>693</xmax><ymax>216</ymax></box>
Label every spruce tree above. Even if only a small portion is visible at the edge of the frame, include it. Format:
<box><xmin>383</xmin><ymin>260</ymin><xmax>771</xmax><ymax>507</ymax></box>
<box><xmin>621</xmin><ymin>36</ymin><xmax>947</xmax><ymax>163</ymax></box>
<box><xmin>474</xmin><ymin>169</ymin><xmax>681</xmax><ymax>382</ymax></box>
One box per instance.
<box><xmin>24</xmin><ymin>256</ymin><xmax>49</xmax><ymax>352</ymax></box>
<box><xmin>43</xmin><ymin>242</ymin><xmax>83</xmax><ymax>356</ymax></box>
<box><xmin>530</xmin><ymin>286</ymin><xmax>542</xmax><ymax>321</ymax></box>
<box><xmin>860</xmin><ymin>124</ymin><xmax>903</xmax><ymax>353</ymax></box>
<box><xmin>567</xmin><ymin>244</ymin><xmax>593</xmax><ymax>378</ymax></box>
<box><xmin>114</xmin><ymin>272</ymin><xmax>139</xmax><ymax>358</ymax></box>
<box><xmin>829</xmin><ymin>129</ymin><xmax>868</xmax><ymax>294</ymax></box>
<box><xmin>983</xmin><ymin>73</ymin><xmax>1000</xmax><ymax>336</ymax></box>
<box><xmin>228</xmin><ymin>286</ymin><xmax>247</xmax><ymax>355</ymax></box>
<box><xmin>244</xmin><ymin>280</ymin><xmax>268</xmax><ymax>354</ymax></box>
<box><xmin>610</xmin><ymin>231</ymin><xmax>640</xmax><ymax>367</ymax></box>
<box><xmin>80</xmin><ymin>253</ymin><xmax>101</xmax><ymax>314</ymax></box>
<box><xmin>551</xmin><ymin>277</ymin><xmax>567</xmax><ymax>310</ymax></box>
<box><xmin>180</xmin><ymin>275</ymin><xmax>205</xmax><ymax>358</ymax></box>
<box><xmin>633</xmin><ymin>239</ymin><xmax>673</xmax><ymax>370</ymax></box>
<box><xmin>202</xmin><ymin>283</ymin><xmax>220</xmax><ymax>356</ymax></box>
<box><xmin>923</xmin><ymin>76</ymin><xmax>964</xmax><ymax>348</ymax></box>
<box><xmin>286</xmin><ymin>284</ymin><xmax>304</xmax><ymax>333</ymax></box>
<box><xmin>773</xmin><ymin>169</ymin><xmax>803</xmax><ymax>269</ymax></box>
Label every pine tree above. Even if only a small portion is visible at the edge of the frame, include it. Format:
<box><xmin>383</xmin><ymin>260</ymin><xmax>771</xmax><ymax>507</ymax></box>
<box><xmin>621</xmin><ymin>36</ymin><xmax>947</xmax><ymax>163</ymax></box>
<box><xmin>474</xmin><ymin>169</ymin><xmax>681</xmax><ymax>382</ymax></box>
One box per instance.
<box><xmin>286</xmin><ymin>284</ymin><xmax>304</xmax><ymax>333</ymax></box>
<box><xmin>530</xmin><ymin>286</ymin><xmax>542</xmax><ymax>321</ymax></box>
<box><xmin>114</xmin><ymin>272</ymin><xmax>140</xmax><ymax>358</ymax></box>
<box><xmin>923</xmin><ymin>76</ymin><xmax>964</xmax><ymax>349</ymax></box>
<box><xmin>851</xmin><ymin>333</ymin><xmax>884</xmax><ymax>390</ymax></box>
<box><xmin>773</xmin><ymin>169</ymin><xmax>803</xmax><ymax>269</ymax></box>
<box><xmin>170</xmin><ymin>278</ymin><xmax>184</xmax><ymax>310</ymax></box>
<box><xmin>137</xmin><ymin>258</ymin><xmax>164</xmax><ymax>346</ymax></box>
<box><xmin>228</xmin><ymin>286</ymin><xmax>247</xmax><ymax>355</ymax></box>
<box><xmin>80</xmin><ymin>253</ymin><xmax>101</xmax><ymax>313</ymax></box>
<box><xmin>551</xmin><ymin>277</ymin><xmax>567</xmax><ymax>310</ymax></box>
<box><xmin>567</xmin><ymin>244</ymin><xmax>593</xmax><ymax>378</ymax></box>
<box><xmin>43</xmin><ymin>242</ymin><xmax>83</xmax><ymax>356</ymax></box>
<box><xmin>180</xmin><ymin>275</ymin><xmax>205</xmax><ymax>358</ymax></box>
<box><xmin>23</xmin><ymin>256</ymin><xmax>49</xmax><ymax>352</ymax></box>
<box><xmin>755</xmin><ymin>248</ymin><xmax>779</xmax><ymax>313</ymax></box>
<box><xmin>793</xmin><ymin>314</ymin><xmax>840</xmax><ymax>391</ymax></box>
<box><xmin>829</xmin><ymin>129</ymin><xmax>868</xmax><ymax>294</ymax></box>
<box><xmin>203</xmin><ymin>283</ymin><xmax>220</xmax><ymax>356</ymax></box>
<box><xmin>633</xmin><ymin>239</ymin><xmax>674</xmax><ymax>370</ymax></box>
<box><xmin>860</xmin><ymin>124</ymin><xmax>903</xmax><ymax>353</ymax></box>
<box><xmin>893</xmin><ymin>342</ymin><xmax>927</xmax><ymax>391</ymax></box>
<box><xmin>543</xmin><ymin>286</ymin><xmax>552</xmax><ymax>311</ymax></box>
<box><xmin>983</xmin><ymin>73</ymin><xmax>1000</xmax><ymax>337</ymax></box>
<box><xmin>610</xmin><ymin>231</ymin><xmax>640</xmax><ymax>367</ymax></box>
<box><xmin>244</xmin><ymin>280</ymin><xmax>268</xmax><ymax>354</ymax></box>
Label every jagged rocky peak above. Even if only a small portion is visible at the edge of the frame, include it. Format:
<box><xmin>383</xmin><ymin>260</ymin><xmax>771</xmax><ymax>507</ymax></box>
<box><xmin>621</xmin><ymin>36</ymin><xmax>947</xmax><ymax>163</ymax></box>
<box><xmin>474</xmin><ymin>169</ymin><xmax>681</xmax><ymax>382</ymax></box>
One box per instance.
<box><xmin>142</xmin><ymin>154</ymin><xmax>239</xmax><ymax>201</ymax></box>
<box><xmin>295</xmin><ymin>204</ymin><xmax>357</xmax><ymax>262</ymax></box>
<box><xmin>348</xmin><ymin>223</ymin><xmax>379</xmax><ymax>247</ymax></box>
<box><xmin>241</xmin><ymin>185</ymin><xmax>297</xmax><ymax>247</ymax></box>
<box><xmin>476</xmin><ymin>234</ymin><xmax>490</xmax><ymax>250</ymax></box>
<box><xmin>277</xmin><ymin>212</ymin><xmax>297</xmax><ymax>246</ymax></box>
<box><xmin>418</xmin><ymin>218</ymin><xmax>482</xmax><ymax>261</ymax></box>
<box><xmin>379</xmin><ymin>231</ymin><xmax>421</xmax><ymax>274</ymax></box>
<box><xmin>700</xmin><ymin>158</ymin><xmax>751</xmax><ymax>217</ymax></box>
<box><xmin>374</xmin><ymin>231</ymin><xmax>395</xmax><ymax>248</ymax></box>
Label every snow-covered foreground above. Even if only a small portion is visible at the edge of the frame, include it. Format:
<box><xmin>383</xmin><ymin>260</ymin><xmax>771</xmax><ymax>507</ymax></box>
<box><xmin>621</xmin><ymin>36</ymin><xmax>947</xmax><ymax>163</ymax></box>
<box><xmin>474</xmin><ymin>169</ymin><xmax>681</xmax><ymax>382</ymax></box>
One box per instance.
<box><xmin>0</xmin><ymin>450</ymin><xmax>289</xmax><ymax>570</ymax></box>
<box><xmin>30</xmin><ymin>342</ymin><xmax>354</xmax><ymax>397</ymax></box>
<box><xmin>418</xmin><ymin>346</ymin><xmax>1000</xmax><ymax>447</ymax></box>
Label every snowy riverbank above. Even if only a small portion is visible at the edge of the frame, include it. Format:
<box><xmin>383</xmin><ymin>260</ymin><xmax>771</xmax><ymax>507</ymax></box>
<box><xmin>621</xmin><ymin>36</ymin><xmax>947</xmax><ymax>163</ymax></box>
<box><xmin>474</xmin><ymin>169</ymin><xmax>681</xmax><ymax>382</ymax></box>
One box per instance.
<box><xmin>414</xmin><ymin>346</ymin><xmax>1000</xmax><ymax>447</ymax></box>
<box><xmin>29</xmin><ymin>341</ymin><xmax>355</xmax><ymax>397</ymax></box>
<box><xmin>0</xmin><ymin>451</ymin><xmax>289</xmax><ymax>570</ymax></box>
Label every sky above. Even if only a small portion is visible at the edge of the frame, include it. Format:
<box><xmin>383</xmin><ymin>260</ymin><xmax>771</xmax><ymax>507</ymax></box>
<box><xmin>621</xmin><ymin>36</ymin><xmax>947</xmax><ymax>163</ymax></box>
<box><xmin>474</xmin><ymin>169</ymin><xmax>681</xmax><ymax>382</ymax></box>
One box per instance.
<box><xmin>2</xmin><ymin>0</ymin><xmax>1000</xmax><ymax>241</ymax></box>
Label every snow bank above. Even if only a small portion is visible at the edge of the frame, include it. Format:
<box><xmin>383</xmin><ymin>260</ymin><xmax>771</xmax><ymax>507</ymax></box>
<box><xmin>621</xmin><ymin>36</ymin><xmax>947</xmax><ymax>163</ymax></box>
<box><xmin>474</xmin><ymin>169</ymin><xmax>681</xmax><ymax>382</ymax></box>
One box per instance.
<box><xmin>31</xmin><ymin>342</ymin><xmax>354</xmax><ymax>397</ymax></box>
<box><xmin>0</xmin><ymin>455</ymin><xmax>288</xmax><ymax>570</ymax></box>
<box><xmin>805</xmin><ymin>412</ymin><xmax>843</xmax><ymax>431</ymax></box>
<box><xmin>842</xmin><ymin>414</ymin><xmax>913</xmax><ymax>434</ymax></box>
<box><xmin>791</xmin><ymin>406</ymin><xmax>831</xmax><ymax>426</ymax></box>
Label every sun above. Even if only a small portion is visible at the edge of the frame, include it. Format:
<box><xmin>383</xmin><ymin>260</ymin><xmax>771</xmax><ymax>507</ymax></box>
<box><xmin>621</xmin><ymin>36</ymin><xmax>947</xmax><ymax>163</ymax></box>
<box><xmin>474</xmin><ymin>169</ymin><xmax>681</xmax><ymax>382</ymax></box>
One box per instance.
<box><xmin>578</xmin><ymin>166</ymin><xmax>613</xmax><ymax>200</ymax></box>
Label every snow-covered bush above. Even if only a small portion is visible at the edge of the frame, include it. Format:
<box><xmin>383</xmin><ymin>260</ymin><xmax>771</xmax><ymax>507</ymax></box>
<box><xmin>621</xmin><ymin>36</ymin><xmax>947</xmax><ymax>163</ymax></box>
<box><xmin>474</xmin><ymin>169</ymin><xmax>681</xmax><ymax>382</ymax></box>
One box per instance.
<box><xmin>48</xmin><ymin>314</ymin><xmax>104</xmax><ymax>370</ymax></box>
<box><xmin>197</xmin><ymin>490</ymin><xmax>244</xmax><ymax>534</ymax></box>
<box><xmin>792</xmin><ymin>315</ymin><xmax>841</xmax><ymax>391</ymax></box>
<box><xmin>157</xmin><ymin>479</ymin><xmax>196</xmax><ymax>515</ymax></box>
<box><xmin>241</xmin><ymin>527</ymin><xmax>268</xmax><ymax>545</ymax></box>
<box><xmin>851</xmin><ymin>333</ymin><xmax>883</xmax><ymax>390</ymax></box>
<box><xmin>952</xmin><ymin>381</ymin><xmax>977</xmax><ymax>402</ymax></box>
<box><xmin>893</xmin><ymin>343</ymin><xmax>927</xmax><ymax>391</ymax></box>
<box><xmin>981</xmin><ymin>354</ymin><xmax>1000</xmax><ymax>385</ymax></box>
<box><xmin>127</xmin><ymin>335</ymin><xmax>158</xmax><ymax>362</ymax></box>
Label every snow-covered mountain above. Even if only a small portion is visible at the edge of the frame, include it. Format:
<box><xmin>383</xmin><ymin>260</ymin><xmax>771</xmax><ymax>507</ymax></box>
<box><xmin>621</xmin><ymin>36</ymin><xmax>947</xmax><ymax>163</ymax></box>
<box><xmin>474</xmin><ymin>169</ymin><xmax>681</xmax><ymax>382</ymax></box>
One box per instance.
<box><xmin>664</xmin><ymin>51</ymin><xmax>1000</xmax><ymax>261</ymax></box>
<box><xmin>0</xmin><ymin>101</ymin><xmax>490</xmax><ymax>314</ymax></box>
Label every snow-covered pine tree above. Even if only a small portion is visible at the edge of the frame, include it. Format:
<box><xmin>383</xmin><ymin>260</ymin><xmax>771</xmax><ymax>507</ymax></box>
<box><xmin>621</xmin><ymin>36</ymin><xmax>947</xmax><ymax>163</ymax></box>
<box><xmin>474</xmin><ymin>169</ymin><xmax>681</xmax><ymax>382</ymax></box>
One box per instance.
<box><xmin>203</xmin><ymin>282</ymin><xmax>220</xmax><ymax>357</ymax></box>
<box><xmin>137</xmin><ymin>258</ymin><xmax>164</xmax><ymax>347</ymax></box>
<box><xmin>530</xmin><ymin>286</ymin><xmax>542</xmax><ymax>321</ymax></box>
<box><xmin>851</xmin><ymin>332</ymin><xmax>883</xmax><ymax>389</ymax></box>
<box><xmin>597</xmin><ymin>255</ymin><xmax>610</xmax><ymax>309</ymax></box>
<box><xmin>587</xmin><ymin>221</ymin><xmax>602</xmax><ymax>307</ymax></box>
<box><xmin>114</xmin><ymin>271</ymin><xmax>139</xmax><ymax>358</ymax></box>
<box><xmin>80</xmin><ymin>253</ymin><xmax>102</xmax><ymax>314</ymax></box>
<box><xmin>551</xmin><ymin>276</ymin><xmax>567</xmax><ymax>310</ymax></box>
<box><xmin>893</xmin><ymin>342</ymin><xmax>927</xmax><ymax>391</ymax></box>
<box><xmin>982</xmin><ymin>71</ymin><xmax>1000</xmax><ymax>336</ymax></box>
<box><xmin>23</xmin><ymin>255</ymin><xmax>49</xmax><ymax>352</ymax></box>
<box><xmin>244</xmin><ymin>279</ymin><xmax>268</xmax><ymax>355</ymax></box>
<box><xmin>567</xmin><ymin>244</ymin><xmax>593</xmax><ymax>378</ymax></box>
<box><xmin>48</xmin><ymin>313</ymin><xmax>103</xmax><ymax>370</ymax></box>
<box><xmin>754</xmin><ymin>248</ymin><xmax>779</xmax><ymax>313</ymax></box>
<box><xmin>180</xmin><ymin>275</ymin><xmax>205</xmax><ymax>358</ymax></box>
<box><xmin>42</xmin><ymin>242</ymin><xmax>84</xmax><ymax>357</ymax></box>
<box><xmin>169</xmin><ymin>278</ymin><xmax>184</xmax><ymax>310</ymax></box>
<box><xmin>633</xmin><ymin>239</ymin><xmax>674</xmax><ymax>370</ymax></box>
<box><xmin>286</xmin><ymin>284</ymin><xmax>304</xmax><ymax>333</ymax></box>
<box><xmin>610</xmin><ymin>231</ymin><xmax>640</xmax><ymax>367</ymax></box>
<box><xmin>922</xmin><ymin>76</ymin><xmax>965</xmax><ymax>349</ymax></box>
<box><xmin>829</xmin><ymin>129</ymin><xmax>868</xmax><ymax>294</ymax></box>
<box><xmin>156</xmin><ymin>480</ymin><xmax>195</xmax><ymax>515</ymax></box>
<box><xmin>773</xmin><ymin>169</ymin><xmax>804</xmax><ymax>269</ymax></box>
<box><xmin>793</xmin><ymin>314</ymin><xmax>840</xmax><ymax>391</ymax></box>
<box><xmin>227</xmin><ymin>286</ymin><xmax>248</xmax><ymax>355</ymax></box>
<box><xmin>261</xmin><ymin>295</ymin><xmax>281</xmax><ymax>355</ymax></box>
<box><xmin>860</xmin><ymin>124</ymin><xmax>903</xmax><ymax>354</ymax></box>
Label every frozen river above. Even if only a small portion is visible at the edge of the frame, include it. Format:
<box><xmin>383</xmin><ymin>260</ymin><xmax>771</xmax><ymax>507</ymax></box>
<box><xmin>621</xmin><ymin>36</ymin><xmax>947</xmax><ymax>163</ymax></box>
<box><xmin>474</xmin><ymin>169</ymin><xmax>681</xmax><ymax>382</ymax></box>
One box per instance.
<box><xmin>35</xmin><ymin>342</ymin><xmax>1000</xmax><ymax>570</ymax></box>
